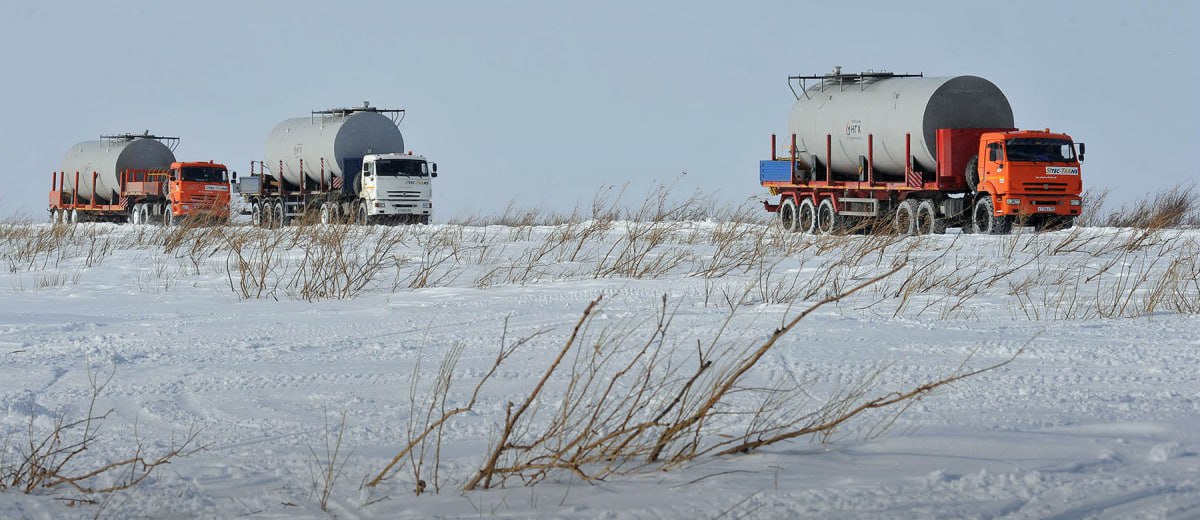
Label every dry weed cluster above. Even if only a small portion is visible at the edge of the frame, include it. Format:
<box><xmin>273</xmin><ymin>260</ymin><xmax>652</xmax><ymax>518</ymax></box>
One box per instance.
<box><xmin>2</xmin><ymin>185</ymin><xmax>1200</xmax><ymax>506</ymax></box>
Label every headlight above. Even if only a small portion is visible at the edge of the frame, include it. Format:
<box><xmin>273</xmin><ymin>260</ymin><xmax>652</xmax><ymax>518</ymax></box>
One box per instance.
<box><xmin>1070</xmin><ymin>199</ymin><xmax>1081</xmax><ymax>206</ymax></box>
<box><xmin>1006</xmin><ymin>198</ymin><xmax>1021</xmax><ymax>205</ymax></box>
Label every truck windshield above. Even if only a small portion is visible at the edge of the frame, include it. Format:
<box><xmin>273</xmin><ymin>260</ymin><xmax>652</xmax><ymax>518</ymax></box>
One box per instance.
<box><xmin>181</xmin><ymin>167</ymin><xmax>227</xmax><ymax>182</ymax></box>
<box><xmin>376</xmin><ymin>160</ymin><xmax>429</xmax><ymax>177</ymax></box>
<box><xmin>1005</xmin><ymin>138</ymin><xmax>1076</xmax><ymax>163</ymax></box>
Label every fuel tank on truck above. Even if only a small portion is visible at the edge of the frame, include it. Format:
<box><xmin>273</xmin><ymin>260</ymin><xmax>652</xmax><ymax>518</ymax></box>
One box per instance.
<box><xmin>788</xmin><ymin>73</ymin><xmax>1014</xmax><ymax>180</ymax></box>
<box><xmin>264</xmin><ymin>104</ymin><xmax>405</xmax><ymax>188</ymax></box>
<box><xmin>60</xmin><ymin>134</ymin><xmax>176</xmax><ymax>203</ymax></box>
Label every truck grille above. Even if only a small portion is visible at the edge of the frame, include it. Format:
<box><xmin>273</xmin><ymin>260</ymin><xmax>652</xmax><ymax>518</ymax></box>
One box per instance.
<box><xmin>1022</xmin><ymin>182</ymin><xmax>1069</xmax><ymax>193</ymax></box>
<box><xmin>386</xmin><ymin>190</ymin><xmax>423</xmax><ymax>199</ymax></box>
<box><xmin>189</xmin><ymin>193</ymin><xmax>223</xmax><ymax>207</ymax></box>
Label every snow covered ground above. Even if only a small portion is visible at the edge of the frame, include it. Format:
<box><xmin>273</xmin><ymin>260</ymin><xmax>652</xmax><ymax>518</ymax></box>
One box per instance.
<box><xmin>1</xmin><ymin>220</ymin><xmax>1198</xmax><ymax>519</ymax></box>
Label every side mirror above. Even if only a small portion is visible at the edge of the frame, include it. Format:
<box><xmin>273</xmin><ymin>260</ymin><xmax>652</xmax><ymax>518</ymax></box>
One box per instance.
<box><xmin>1077</xmin><ymin>142</ymin><xmax>1086</xmax><ymax>163</ymax></box>
<box><xmin>230</xmin><ymin>171</ymin><xmax>236</xmax><ymax>182</ymax></box>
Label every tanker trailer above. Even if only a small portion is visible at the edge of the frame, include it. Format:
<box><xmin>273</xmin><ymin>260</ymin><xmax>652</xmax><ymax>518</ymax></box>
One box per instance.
<box><xmin>760</xmin><ymin>68</ymin><xmax>1084</xmax><ymax>235</ymax></box>
<box><xmin>60</xmin><ymin>133</ymin><xmax>176</xmax><ymax>204</ymax></box>
<box><xmin>238</xmin><ymin>102</ymin><xmax>439</xmax><ymax>226</ymax></box>
<box><xmin>48</xmin><ymin>133</ymin><xmax>231</xmax><ymax>225</ymax></box>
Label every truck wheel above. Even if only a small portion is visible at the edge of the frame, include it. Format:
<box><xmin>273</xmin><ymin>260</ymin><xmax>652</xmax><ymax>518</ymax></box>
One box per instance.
<box><xmin>894</xmin><ymin>200</ymin><xmax>916</xmax><ymax>236</ymax></box>
<box><xmin>164</xmin><ymin>206</ymin><xmax>174</xmax><ymax>227</ymax></box>
<box><xmin>130</xmin><ymin>204</ymin><xmax>141</xmax><ymax>225</ymax></box>
<box><xmin>816</xmin><ymin>198</ymin><xmax>838</xmax><ymax>235</ymax></box>
<box><xmin>251</xmin><ymin>202</ymin><xmax>263</xmax><ymax>227</ymax></box>
<box><xmin>356</xmin><ymin>203</ymin><xmax>369</xmax><ymax>225</ymax></box>
<box><xmin>778</xmin><ymin>198</ymin><xmax>798</xmax><ymax>233</ymax></box>
<box><xmin>916</xmin><ymin>200</ymin><xmax>945</xmax><ymax>235</ymax></box>
<box><xmin>797</xmin><ymin>198</ymin><xmax>816</xmax><ymax>234</ymax></box>
<box><xmin>972</xmin><ymin>196</ymin><xmax>1011</xmax><ymax>235</ymax></box>
<box><xmin>320</xmin><ymin>203</ymin><xmax>333</xmax><ymax>225</ymax></box>
<box><xmin>965</xmin><ymin>155</ymin><xmax>980</xmax><ymax>192</ymax></box>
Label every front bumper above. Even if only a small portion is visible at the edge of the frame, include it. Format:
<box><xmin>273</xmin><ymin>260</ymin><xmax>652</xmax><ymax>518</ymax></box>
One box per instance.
<box><xmin>366</xmin><ymin>199</ymin><xmax>433</xmax><ymax>216</ymax></box>
<box><xmin>993</xmin><ymin>194</ymin><xmax>1082</xmax><ymax>217</ymax></box>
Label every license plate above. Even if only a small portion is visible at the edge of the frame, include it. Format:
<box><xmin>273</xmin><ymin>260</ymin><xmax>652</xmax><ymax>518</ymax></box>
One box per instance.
<box><xmin>1037</xmin><ymin>206</ymin><xmax>1055</xmax><ymax>212</ymax></box>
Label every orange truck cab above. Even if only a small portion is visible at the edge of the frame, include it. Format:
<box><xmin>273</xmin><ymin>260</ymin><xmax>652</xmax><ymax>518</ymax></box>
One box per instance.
<box><xmin>165</xmin><ymin>161</ymin><xmax>231</xmax><ymax>220</ymax></box>
<box><xmin>973</xmin><ymin>129</ymin><xmax>1083</xmax><ymax>230</ymax></box>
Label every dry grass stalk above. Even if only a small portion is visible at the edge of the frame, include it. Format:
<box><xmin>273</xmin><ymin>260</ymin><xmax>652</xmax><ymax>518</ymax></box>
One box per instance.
<box><xmin>366</xmin><ymin>319</ymin><xmax>545</xmax><ymax>490</ymax></box>
<box><xmin>0</xmin><ymin>362</ymin><xmax>200</xmax><ymax>497</ymax></box>
<box><xmin>308</xmin><ymin>410</ymin><xmax>351</xmax><ymax>511</ymax></box>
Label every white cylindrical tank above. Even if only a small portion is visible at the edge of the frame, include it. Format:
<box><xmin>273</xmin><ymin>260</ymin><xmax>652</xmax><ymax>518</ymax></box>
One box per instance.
<box><xmin>788</xmin><ymin>75</ymin><xmax>1014</xmax><ymax>179</ymax></box>
<box><xmin>264</xmin><ymin>109</ymin><xmax>404</xmax><ymax>188</ymax></box>
<box><xmin>60</xmin><ymin>136</ymin><xmax>176</xmax><ymax>203</ymax></box>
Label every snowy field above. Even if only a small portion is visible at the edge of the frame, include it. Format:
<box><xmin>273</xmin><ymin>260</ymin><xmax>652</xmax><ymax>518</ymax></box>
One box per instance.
<box><xmin>1</xmin><ymin>218</ymin><xmax>1198</xmax><ymax>519</ymax></box>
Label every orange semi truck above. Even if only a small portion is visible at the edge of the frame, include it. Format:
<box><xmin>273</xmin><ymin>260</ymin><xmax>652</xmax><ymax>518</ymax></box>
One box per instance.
<box><xmin>760</xmin><ymin>69</ymin><xmax>1084</xmax><ymax>234</ymax></box>
<box><xmin>49</xmin><ymin>133</ymin><xmax>230</xmax><ymax>224</ymax></box>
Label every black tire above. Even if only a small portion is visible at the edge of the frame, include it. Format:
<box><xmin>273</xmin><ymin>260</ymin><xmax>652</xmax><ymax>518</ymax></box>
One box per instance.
<box><xmin>916</xmin><ymin>200</ymin><xmax>944</xmax><ymax>235</ymax></box>
<box><xmin>273</xmin><ymin>201</ymin><xmax>286</xmax><ymax>227</ymax></box>
<box><xmin>972</xmin><ymin>196</ymin><xmax>1012</xmax><ymax>235</ymax></box>
<box><xmin>965</xmin><ymin>154</ymin><xmax>980</xmax><ymax>192</ymax></box>
<box><xmin>356</xmin><ymin>203</ymin><xmax>369</xmax><ymax>225</ymax></box>
<box><xmin>894</xmin><ymin>200</ymin><xmax>916</xmax><ymax>236</ymax></box>
<box><xmin>778</xmin><ymin>198</ymin><xmax>798</xmax><ymax>233</ymax></box>
<box><xmin>816</xmin><ymin>198</ymin><xmax>838</xmax><ymax>235</ymax></box>
<box><xmin>251</xmin><ymin>202</ymin><xmax>263</xmax><ymax>227</ymax></box>
<box><xmin>797</xmin><ymin>198</ymin><xmax>816</xmax><ymax>234</ymax></box>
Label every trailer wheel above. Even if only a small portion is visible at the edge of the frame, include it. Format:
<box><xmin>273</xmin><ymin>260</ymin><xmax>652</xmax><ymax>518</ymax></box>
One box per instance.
<box><xmin>816</xmin><ymin>198</ymin><xmax>838</xmax><ymax>235</ymax></box>
<box><xmin>894</xmin><ymin>200</ymin><xmax>916</xmax><ymax>236</ymax></box>
<box><xmin>69</xmin><ymin>209</ymin><xmax>79</xmax><ymax>225</ymax></box>
<box><xmin>778</xmin><ymin>198</ymin><xmax>798</xmax><ymax>233</ymax></box>
<box><xmin>797</xmin><ymin>198</ymin><xmax>816</xmax><ymax>234</ymax></box>
<box><xmin>319</xmin><ymin>203</ymin><xmax>333</xmax><ymax>225</ymax></box>
<box><xmin>251</xmin><ymin>202</ymin><xmax>263</xmax><ymax>227</ymax></box>
<box><xmin>965</xmin><ymin>155</ymin><xmax>980</xmax><ymax>192</ymax></box>
<box><xmin>916</xmin><ymin>200</ymin><xmax>944</xmax><ymax>235</ymax></box>
<box><xmin>273</xmin><ymin>201</ymin><xmax>286</xmax><ymax>228</ymax></box>
<box><xmin>972</xmin><ymin>196</ymin><xmax>1011</xmax><ymax>235</ymax></box>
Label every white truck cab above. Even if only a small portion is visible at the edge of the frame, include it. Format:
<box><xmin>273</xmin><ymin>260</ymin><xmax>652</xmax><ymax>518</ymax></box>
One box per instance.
<box><xmin>359</xmin><ymin>153</ymin><xmax>437</xmax><ymax>223</ymax></box>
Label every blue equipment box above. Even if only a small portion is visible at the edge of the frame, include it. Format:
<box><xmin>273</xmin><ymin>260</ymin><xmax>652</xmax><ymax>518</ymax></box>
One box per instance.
<box><xmin>759</xmin><ymin>160</ymin><xmax>792</xmax><ymax>183</ymax></box>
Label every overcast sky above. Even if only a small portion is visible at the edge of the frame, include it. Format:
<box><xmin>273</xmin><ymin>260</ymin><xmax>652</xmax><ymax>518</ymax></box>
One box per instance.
<box><xmin>1</xmin><ymin>1</ymin><xmax>1195</xmax><ymax>220</ymax></box>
